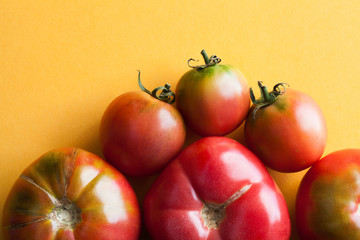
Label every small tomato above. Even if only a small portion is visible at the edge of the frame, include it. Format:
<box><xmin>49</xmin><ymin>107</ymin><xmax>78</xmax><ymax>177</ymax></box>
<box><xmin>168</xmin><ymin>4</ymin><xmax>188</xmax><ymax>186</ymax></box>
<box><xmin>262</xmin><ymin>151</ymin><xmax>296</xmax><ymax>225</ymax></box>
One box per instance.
<box><xmin>176</xmin><ymin>50</ymin><xmax>250</xmax><ymax>136</ymax></box>
<box><xmin>244</xmin><ymin>81</ymin><xmax>327</xmax><ymax>172</ymax></box>
<box><xmin>99</xmin><ymin>71</ymin><xmax>186</xmax><ymax>177</ymax></box>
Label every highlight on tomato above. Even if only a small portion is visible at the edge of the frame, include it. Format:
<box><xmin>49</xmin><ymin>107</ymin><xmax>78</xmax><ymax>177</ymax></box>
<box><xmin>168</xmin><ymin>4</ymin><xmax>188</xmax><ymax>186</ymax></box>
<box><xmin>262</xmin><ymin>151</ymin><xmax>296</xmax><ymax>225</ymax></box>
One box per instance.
<box><xmin>244</xmin><ymin>81</ymin><xmax>327</xmax><ymax>172</ymax></box>
<box><xmin>144</xmin><ymin>136</ymin><xmax>291</xmax><ymax>240</ymax></box>
<box><xmin>175</xmin><ymin>49</ymin><xmax>250</xmax><ymax>136</ymax></box>
<box><xmin>99</xmin><ymin>71</ymin><xmax>186</xmax><ymax>177</ymax></box>
<box><xmin>296</xmin><ymin>149</ymin><xmax>360</xmax><ymax>240</ymax></box>
<box><xmin>2</xmin><ymin>148</ymin><xmax>140</xmax><ymax>240</ymax></box>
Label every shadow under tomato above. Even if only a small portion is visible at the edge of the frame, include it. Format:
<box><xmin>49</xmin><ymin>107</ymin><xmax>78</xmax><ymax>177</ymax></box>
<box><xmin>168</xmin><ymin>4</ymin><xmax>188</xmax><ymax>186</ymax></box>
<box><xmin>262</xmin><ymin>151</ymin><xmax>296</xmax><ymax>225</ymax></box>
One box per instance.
<box><xmin>182</xmin><ymin>120</ymin><xmax>247</xmax><ymax>148</ymax></box>
<box><xmin>226</xmin><ymin>122</ymin><xmax>246</xmax><ymax>146</ymax></box>
<box><xmin>125</xmin><ymin>174</ymin><xmax>158</xmax><ymax>239</ymax></box>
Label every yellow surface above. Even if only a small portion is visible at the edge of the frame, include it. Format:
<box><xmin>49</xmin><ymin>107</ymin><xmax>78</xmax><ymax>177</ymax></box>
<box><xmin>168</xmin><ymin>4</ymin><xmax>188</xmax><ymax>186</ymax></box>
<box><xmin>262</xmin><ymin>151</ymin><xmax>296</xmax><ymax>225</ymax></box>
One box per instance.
<box><xmin>1</xmin><ymin>1</ymin><xmax>360</xmax><ymax>239</ymax></box>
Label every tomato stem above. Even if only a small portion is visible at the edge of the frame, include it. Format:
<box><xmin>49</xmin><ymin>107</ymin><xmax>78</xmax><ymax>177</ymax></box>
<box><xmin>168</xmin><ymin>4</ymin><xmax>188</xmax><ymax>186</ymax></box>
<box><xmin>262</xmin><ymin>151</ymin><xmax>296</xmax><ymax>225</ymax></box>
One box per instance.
<box><xmin>137</xmin><ymin>70</ymin><xmax>175</xmax><ymax>104</ymax></box>
<box><xmin>201</xmin><ymin>49</ymin><xmax>211</xmax><ymax>65</ymax></box>
<box><xmin>187</xmin><ymin>49</ymin><xmax>221</xmax><ymax>69</ymax></box>
<box><xmin>250</xmin><ymin>81</ymin><xmax>289</xmax><ymax>123</ymax></box>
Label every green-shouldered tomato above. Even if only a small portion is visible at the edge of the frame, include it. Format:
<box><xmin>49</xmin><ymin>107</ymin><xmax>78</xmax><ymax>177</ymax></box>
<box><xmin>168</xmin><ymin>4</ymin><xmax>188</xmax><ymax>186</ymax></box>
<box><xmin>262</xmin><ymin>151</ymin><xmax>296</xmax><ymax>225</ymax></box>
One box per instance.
<box><xmin>296</xmin><ymin>149</ymin><xmax>360</xmax><ymax>240</ymax></box>
<box><xmin>175</xmin><ymin>50</ymin><xmax>250</xmax><ymax>136</ymax></box>
<box><xmin>244</xmin><ymin>81</ymin><xmax>327</xmax><ymax>172</ymax></box>
<box><xmin>2</xmin><ymin>148</ymin><xmax>140</xmax><ymax>240</ymax></box>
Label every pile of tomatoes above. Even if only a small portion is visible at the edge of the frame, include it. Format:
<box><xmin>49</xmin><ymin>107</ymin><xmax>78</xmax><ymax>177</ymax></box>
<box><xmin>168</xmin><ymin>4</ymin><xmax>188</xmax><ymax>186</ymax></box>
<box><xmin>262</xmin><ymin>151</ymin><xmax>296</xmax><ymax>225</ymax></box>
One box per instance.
<box><xmin>3</xmin><ymin>50</ymin><xmax>360</xmax><ymax>240</ymax></box>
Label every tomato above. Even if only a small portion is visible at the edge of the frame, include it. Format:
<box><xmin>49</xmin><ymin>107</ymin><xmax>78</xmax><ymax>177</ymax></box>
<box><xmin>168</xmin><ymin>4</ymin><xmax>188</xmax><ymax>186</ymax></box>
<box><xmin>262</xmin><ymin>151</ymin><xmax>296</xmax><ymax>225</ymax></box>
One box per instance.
<box><xmin>295</xmin><ymin>149</ymin><xmax>360</xmax><ymax>240</ymax></box>
<box><xmin>144</xmin><ymin>136</ymin><xmax>291</xmax><ymax>240</ymax></box>
<box><xmin>2</xmin><ymin>148</ymin><xmax>140</xmax><ymax>240</ymax></box>
<box><xmin>175</xmin><ymin>50</ymin><xmax>250</xmax><ymax>136</ymax></box>
<box><xmin>99</xmin><ymin>71</ymin><xmax>186</xmax><ymax>177</ymax></box>
<box><xmin>244</xmin><ymin>81</ymin><xmax>327</xmax><ymax>172</ymax></box>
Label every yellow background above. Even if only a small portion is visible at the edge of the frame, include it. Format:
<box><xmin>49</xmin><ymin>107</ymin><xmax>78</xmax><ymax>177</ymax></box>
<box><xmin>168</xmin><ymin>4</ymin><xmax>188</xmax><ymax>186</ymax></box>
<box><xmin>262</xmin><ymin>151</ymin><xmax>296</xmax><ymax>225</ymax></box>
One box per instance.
<box><xmin>1</xmin><ymin>1</ymin><xmax>360</xmax><ymax>239</ymax></box>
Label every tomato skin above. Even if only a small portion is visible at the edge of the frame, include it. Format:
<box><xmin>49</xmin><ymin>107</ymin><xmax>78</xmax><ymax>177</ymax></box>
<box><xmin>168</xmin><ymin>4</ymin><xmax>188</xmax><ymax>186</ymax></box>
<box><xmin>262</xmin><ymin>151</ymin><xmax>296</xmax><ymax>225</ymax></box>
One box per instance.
<box><xmin>2</xmin><ymin>148</ymin><xmax>140</xmax><ymax>240</ymax></box>
<box><xmin>244</xmin><ymin>88</ymin><xmax>327</xmax><ymax>172</ymax></box>
<box><xmin>99</xmin><ymin>91</ymin><xmax>186</xmax><ymax>177</ymax></box>
<box><xmin>176</xmin><ymin>65</ymin><xmax>250</xmax><ymax>136</ymax></box>
<box><xmin>296</xmin><ymin>149</ymin><xmax>360</xmax><ymax>240</ymax></box>
<box><xmin>144</xmin><ymin>137</ymin><xmax>290</xmax><ymax>240</ymax></box>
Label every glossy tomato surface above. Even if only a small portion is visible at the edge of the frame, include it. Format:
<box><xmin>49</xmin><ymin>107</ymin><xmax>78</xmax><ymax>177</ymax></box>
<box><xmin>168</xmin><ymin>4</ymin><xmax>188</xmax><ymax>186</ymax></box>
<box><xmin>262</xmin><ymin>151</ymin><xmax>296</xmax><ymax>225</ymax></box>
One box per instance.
<box><xmin>244</xmin><ymin>88</ymin><xmax>327</xmax><ymax>172</ymax></box>
<box><xmin>296</xmin><ymin>149</ymin><xmax>360</xmax><ymax>240</ymax></box>
<box><xmin>99</xmin><ymin>90</ymin><xmax>186</xmax><ymax>177</ymax></box>
<box><xmin>176</xmin><ymin>54</ymin><xmax>250</xmax><ymax>136</ymax></box>
<box><xmin>144</xmin><ymin>137</ymin><xmax>291</xmax><ymax>240</ymax></box>
<box><xmin>2</xmin><ymin>148</ymin><xmax>140</xmax><ymax>240</ymax></box>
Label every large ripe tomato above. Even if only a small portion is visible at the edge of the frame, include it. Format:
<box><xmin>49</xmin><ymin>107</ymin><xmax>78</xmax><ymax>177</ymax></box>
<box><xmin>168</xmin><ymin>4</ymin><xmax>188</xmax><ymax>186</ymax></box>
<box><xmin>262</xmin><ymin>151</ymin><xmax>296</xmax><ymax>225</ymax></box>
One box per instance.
<box><xmin>296</xmin><ymin>149</ymin><xmax>360</xmax><ymax>240</ymax></box>
<box><xmin>175</xmin><ymin>50</ymin><xmax>250</xmax><ymax>136</ymax></box>
<box><xmin>244</xmin><ymin>81</ymin><xmax>327</xmax><ymax>172</ymax></box>
<box><xmin>2</xmin><ymin>148</ymin><xmax>140</xmax><ymax>240</ymax></box>
<box><xmin>99</xmin><ymin>71</ymin><xmax>186</xmax><ymax>177</ymax></box>
<box><xmin>144</xmin><ymin>137</ymin><xmax>291</xmax><ymax>240</ymax></box>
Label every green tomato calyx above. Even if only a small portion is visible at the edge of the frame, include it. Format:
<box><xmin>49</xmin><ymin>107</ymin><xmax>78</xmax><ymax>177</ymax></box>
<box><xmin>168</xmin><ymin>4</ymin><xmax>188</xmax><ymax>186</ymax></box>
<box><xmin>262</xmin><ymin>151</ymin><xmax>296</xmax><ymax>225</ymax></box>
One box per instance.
<box><xmin>137</xmin><ymin>70</ymin><xmax>175</xmax><ymax>104</ymax></box>
<box><xmin>187</xmin><ymin>49</ymin><xmax>221</xmax><ymax>70</ymax></box>
<box><xmin>250</xmin><ymin>81</ymin><xmax>289</xmax><ymax>123</ymax></box>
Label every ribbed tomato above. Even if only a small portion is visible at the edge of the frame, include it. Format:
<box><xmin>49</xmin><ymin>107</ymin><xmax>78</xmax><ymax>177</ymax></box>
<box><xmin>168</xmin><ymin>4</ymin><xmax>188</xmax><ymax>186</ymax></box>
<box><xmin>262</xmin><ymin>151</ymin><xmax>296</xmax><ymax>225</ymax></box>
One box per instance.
<box><xmin>144</xmin><ymin>137</ymin><xmax>291</xmax><ymax>240</ymax></box>
<box><xmin>2</xmin><ymin>148</ymin><xmax>140</xmax><ymax>240</ymax></box>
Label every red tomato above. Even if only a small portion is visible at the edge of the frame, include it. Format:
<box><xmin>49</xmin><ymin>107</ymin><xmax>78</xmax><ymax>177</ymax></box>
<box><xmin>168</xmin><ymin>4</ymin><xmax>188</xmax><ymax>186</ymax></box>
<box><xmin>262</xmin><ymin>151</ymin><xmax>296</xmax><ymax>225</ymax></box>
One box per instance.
<box><xmin>175</xmin><ymin>50</ymin><xmax>250</xmax><ymax>136</ymax></box>
<box><xmin>296</xmin><ymin>149</ymin><xmax>360</xmax><ymax>240</ymax></box>
<box><xmin>99</xmin><ymin>72</ymin><xmax>186</xmax><ymax>177</ymax></box>
<box><xmin>244</xmin><ymin>81</ymin><xmax>327</xmax><ymax>172</ymax></box>
<box><xmin>144</xmin><ymin>137</ymin><xmax>291</xmax><ymax>240</ymax></box>
<box><xmin>2</xmin><ymin>148</ymin><xmax>140</xmax><ymax>240</ymax></box>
